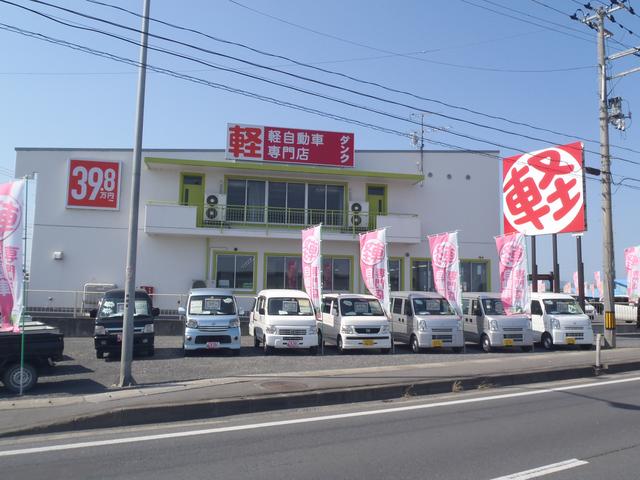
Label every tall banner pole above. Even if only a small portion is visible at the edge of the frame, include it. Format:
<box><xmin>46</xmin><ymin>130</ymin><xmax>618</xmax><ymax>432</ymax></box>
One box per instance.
<box><xmin>19</xmin><ymin>176</ymin><xmax>28</xmax><ymax>396</ymax></box>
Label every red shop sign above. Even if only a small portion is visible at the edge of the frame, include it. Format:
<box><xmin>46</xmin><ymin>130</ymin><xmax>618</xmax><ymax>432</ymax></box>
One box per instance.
<box><xmin>66</xmin><ymin>159</ymin><xmax>121</xmax><ymax>210</ymax></box>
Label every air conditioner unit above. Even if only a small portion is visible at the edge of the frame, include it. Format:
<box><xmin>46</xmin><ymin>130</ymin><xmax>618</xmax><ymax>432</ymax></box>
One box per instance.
<box><xmin>203</xmin><ymin>193</ymin><xmax>226</xmax><ymax>223</ymax></box>
<box><xmin>348</xmin><ymin>201</ymin><xmax>369</xmax><ymax>228</ymax></box>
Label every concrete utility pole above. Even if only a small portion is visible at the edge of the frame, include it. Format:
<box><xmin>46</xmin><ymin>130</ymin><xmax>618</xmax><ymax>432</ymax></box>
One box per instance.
<box><xmin>119</xmin><ymin>0</ymin><xmax>151</xmax><ymax>387</ymax></box>
<box><xmin>576</xmin><ymin>2</ymin><xmax>638</xmax><ymax>347</ymax></box>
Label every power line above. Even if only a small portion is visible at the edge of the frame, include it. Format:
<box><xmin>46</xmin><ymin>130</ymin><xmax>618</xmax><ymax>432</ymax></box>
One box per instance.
<box><xmin>19</xmin><ymin>0</ymin><xmax>640</xmax><ymax>166</ymax></box>
<box><xmin>4</xmin><ymin>21</ymin><xmax>639</xmax><ymax>190</ymax></box>
<box><xmin>74</xmin><ymin>0</ymin><xmax>640</xmax><ymax>157</ymax></box>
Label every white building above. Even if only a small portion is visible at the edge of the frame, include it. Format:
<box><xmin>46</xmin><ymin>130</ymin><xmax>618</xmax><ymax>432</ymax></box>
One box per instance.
<box><xmin>15</xmin><ymin>147</ymin><xmax>500</xmax><ymax>311</ymax></box>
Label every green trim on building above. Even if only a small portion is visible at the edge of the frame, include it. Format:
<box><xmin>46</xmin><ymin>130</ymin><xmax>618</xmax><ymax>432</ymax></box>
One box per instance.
<box><xmin>145</xmin><ymin>156</ymin><xmax>424</xmax><ymax>181</ymax></box>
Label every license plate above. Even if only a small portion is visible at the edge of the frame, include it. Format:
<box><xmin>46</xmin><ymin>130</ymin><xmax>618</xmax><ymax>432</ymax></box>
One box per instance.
<box><xmin>432</xmin><ymin>339</ymin><xmax>443</xmax><ymax>348</ymax></box>
<box><xmin>503</xmin><ymin>338</ymin><xmax>514</xmax><ymax>347</ymax></box>
<box><xmin>116</xmin><ymin>334</ymin><xmax>122</xmax><ymax>343</ymax></box>
<box><xmin>206</xmin><ymin>341</ymin><xmax>220</xmax><ymax>349</ymax></box>
<box><xmin>362</xmin><ymin>339</ymin><xmax>375</xmax><ymax>346</ymax></box>
<box><xmin>286</xmin><ymin>340</ymin><xmax>300</xmax><ymax>348</ymax></box>
<box><xmin>566</xmin><ymin>337</ymin><xmax>576</xmax><ymax>345</ymax></box>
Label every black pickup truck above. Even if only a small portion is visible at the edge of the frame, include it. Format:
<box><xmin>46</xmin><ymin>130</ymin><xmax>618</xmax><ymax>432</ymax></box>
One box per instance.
<box><xmin>92</xmin><ymin>289</ymin><xmax>159</xmax><ymax>359</ymax></box>
<box><xmin>0</xmin><ymin>323</ymin><xmax>64</xmax><ymax>393</ymax></box>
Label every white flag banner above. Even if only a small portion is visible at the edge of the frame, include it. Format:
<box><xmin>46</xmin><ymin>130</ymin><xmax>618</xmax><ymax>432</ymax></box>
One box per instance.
<box><xmin>359</xmin><ymin>228</ymin><xmax>390</xmax><ymax>315</ymax></box>
<box><xmin>0</xmin><ymin>180</ymin><xmax>25</xmax><ymax>332</ymax></box>
<box><xmin>302</xmin><ymin>225</ymin><xmax>322</xmax><ymax>314</ymax></box>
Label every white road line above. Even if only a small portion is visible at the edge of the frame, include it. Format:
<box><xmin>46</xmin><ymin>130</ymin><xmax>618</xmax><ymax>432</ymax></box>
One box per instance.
<box><xmin>1</xmin><ymin>375</ymin><xmax>639</xmax><ymax>458</ymax></box>
<box><xmin>490</xmin><ymin>458</ymin><xmax>589</xmax><ymax>479</ymax></box>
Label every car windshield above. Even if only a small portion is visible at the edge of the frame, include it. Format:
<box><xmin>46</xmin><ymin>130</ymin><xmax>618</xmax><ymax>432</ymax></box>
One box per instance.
<box><xmin>482</xmin><ymin>299</ymin><xmax>506</xmax><ymax>315</ymax></box>
<box><xmin>339</xmin><ymin>298</ymin><xmax>385</xmax><ymax>316</ymax></box>
<box><xmin>189</xmin><ymin>295</ymin><xmax>235</xmax><ymax>315</ymax></box>
<box><xmin>543</xmin><ymin>299</ymin><xmax>584</xmax><ymax>315</ymax></box>
<box><xmin>268</xmin><ymin>297</ymin><xmax>314</xmax><ymax>316</ymax></box>
<box><xmin>99</xmin><ymin>298</ymin><xmax>149</xmax><ymax>318</ymax></box>
<box><xmin>412</xmin><ymin>298</ymin><xmax>455</xmax><ymax>315</ymax></box>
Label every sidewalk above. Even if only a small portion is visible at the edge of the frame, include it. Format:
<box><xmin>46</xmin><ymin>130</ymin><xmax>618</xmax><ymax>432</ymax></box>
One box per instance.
<box><xmin>1</xmin><ymin>346</ymin><xmax>639</xmax><ymax>438</ymax></box>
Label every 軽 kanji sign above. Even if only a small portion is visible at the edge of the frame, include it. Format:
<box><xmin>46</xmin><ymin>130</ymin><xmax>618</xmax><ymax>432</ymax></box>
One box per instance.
<box><xmin>67</xmin><ymin>159</ymin><xmax>121</xmax><ymax>210</ymax></box>
<box><xmin>226</xmin><ymin>123</ymin><xmax>354</xmax><ymax>167</ymax></box>
<box><xmin>503</xmin><ymin>142</ymin><xmax>586</xmax><ymax>235</ymax></box>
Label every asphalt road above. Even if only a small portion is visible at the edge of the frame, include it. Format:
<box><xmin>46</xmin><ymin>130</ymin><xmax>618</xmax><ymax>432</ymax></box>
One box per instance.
<box><xmin>5</xmin><ymin>331</ymin><xmax>640</xmax><ymax>399</ymax></box>
<box><xmin>1</xmin><ymin>373</ymin><xmax>640</xmax><ymax>479</ymax></box>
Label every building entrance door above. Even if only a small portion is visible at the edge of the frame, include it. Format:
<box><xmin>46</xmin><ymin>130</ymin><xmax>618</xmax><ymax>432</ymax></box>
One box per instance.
<box><xmin>180</xmin><ymin>173</ymin><xmax>204</xmax><ymax>226</ymax></box>
<box><xmin>366</xmin><ymin>184</ymin><xmax>387</xmax><ymax>229</ymax></box>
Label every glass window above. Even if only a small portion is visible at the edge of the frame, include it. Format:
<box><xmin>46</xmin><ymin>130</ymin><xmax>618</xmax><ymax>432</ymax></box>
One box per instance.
<box><xmin>404</xmin><ymin>299</ymin><xmax>412</xmax><ymax>316</ymax></box>
<box><xmin>339</xmin><ymin>298</ymin><xmax>384</xmax><ymax>316</ymax></box>
<box><xmin>267</xmin><ymin>297</ymin><xmax>314</xmax><ymax>316</ymax></box>
<box><xmin>99</xmin><ymin>298</ymin><xmax>149</xmax><ymax>318</ymax></box>
<box><xmin>412</xmin><ymin>298</ymin><xmax>455</xmax><ymax>315</ymax></box>
<box><xmin>226</xmin><ymin>179</ymin><xmax>246</xmax><ymax>222</ymax></box>
<box><xmin>411</xmin><ymin>260</ymin><xmax>434</xmax><ymax>292</ymax></box>
<box><xmin>321</xmin><ymin>298</ymin><xmax>333</xmax><ymax>314</ymax></box>
<box><xmin>542</xmin><ymin>298</ymin><xmax>584</xmax><ymax>315</ymax></box>
<box><xmin>308</xmin><ymin>184</ymin><xmax>326</xmax><ymax>225</ymax></box>
<box><xmin>531</xmin><ymin>300</ymin><xmax>543</xmax><ymax>316</ymax></box>
<box><xmin>287</xmin><ymin>183</ymin><xmax>305</xmax><ymax>224</ymax></box>
<box><xmin>461</xmin><ymin>298</ymin><xmax>470</xmax><ymax>314</ymax></box>
<box><xmin>268</xmin><ymin>182</ymin><xmax>286</xmax><ymax>223</ymax></box>
<box><xmin>482</xmin><ymin>298</ymin><xmax>506</xmax><ymax>315</ymax></box>
<box><xmin>188</xmin><ymin>295</ymin><xmax>236</xmax><ymax>315</ymax></box>
<box><xmin>389</xmin><ymin>258</ymin><xmax>402</xmax><ymax>291</ymax></box>
<box><xmin>215</xmin><ymin>254</ymin><xmax>255</xmax><ymax>290</ymax></box>
<box><xmin>266</xmin><ymin>256</ymin><xmax>303</xmax><ymax>289</ymax></box>
<box><xmin>392</xmin><ymin>298</ymin><xmax>403</xmax><ymax>314</ymax></box>
<box><xmin>246</xmin><ymin>180</ymin><xmax>265</xmax><ymax>223</ymax></box>
<box><xmin>326</xmin><ymin>185</ymin><xmax>344</xmax><ymax>226</ymax></box>
<box><xmin>322</xmin><ymin>257</ymin><xmax>351</xmax><ymax>292</ymax></box>
<box><xmin>460</xmin><ymin>261</ymin><xmax>488</xmax><ymax>292</ymax></box>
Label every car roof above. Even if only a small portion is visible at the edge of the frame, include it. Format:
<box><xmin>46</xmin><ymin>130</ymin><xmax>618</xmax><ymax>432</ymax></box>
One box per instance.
<box><xmin>530</xmin><ymin>292</ymin><xmax>575</xmax><ymax>300</ymax></box>
<box><xmin>257</xmin><ymin>289</ymin><xmax>311</xmax><ymax>299</ymax></box>
<box><xmin>392</xmin><ymin>291</ymin><xmax>446</xmax><ymax>299</ymax></box>
<box><xmin>462</xmin><ymin>292</ymin><xmax>501</xmax><ymax>299</ymax></box>
<box><xmin>103</xmin><ymin>289</ymin><xmax>149</xmax><ymax>299</ymax></box>
<box><xmin>321</xmin><ymin>293</ymin><xmax>378</xmax><ymax>300</ymax></box>
<box><xmin>189</xmin><ymin>288</ymin><xmax>234</xmax><ymax>296</ymax></box>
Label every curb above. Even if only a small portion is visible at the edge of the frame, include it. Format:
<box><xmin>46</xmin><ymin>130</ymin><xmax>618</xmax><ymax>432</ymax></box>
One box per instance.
<box><xmin>2</xmin><ymin>360</ymin><xmax>640</xmax><ymax>439</ymax></box>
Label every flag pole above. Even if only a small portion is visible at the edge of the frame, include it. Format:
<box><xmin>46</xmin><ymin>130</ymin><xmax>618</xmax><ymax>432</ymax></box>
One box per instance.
<box><xmin>19</xmin><ymin>174</ymin><xmax>30</xmax><ymax>396</ymax></box>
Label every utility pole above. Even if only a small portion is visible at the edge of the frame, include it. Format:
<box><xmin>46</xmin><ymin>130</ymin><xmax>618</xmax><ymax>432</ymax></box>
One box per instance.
<box><xmin>119</xmin><ymin>0</ymin><xmax>151</xmax><ymax>387</ymax></box>
<box><xmin>575</xmin><ymin>3</ymin><xmax>638</xmax><ymax>348</ymax></box>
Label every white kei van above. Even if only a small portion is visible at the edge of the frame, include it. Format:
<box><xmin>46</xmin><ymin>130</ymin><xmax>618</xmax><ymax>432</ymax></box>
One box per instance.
<box><xmin>249</xmin><ymin>289</ymin><xmax>318</xmax><ymax>354</ymax></box>
<box><xmin>461</xmin><ymin>292</ymin><xmax>534</xmax><ymax>352</ymax></box>
<box><xmin>390</xmin><ymin>292</ymin><xmax>464</xmax><ymax>353</ymax></box>
<box><xmin>530</xmin><ymin>292</ymin><xmax>594</xmax><ymax>350</ymax></box>
<box><xmin>318</xmin><ymin>294</ymin><xmax>391</xmax><ymax>353</ymax></box>
<box><xmin>179</xmin><ymin>288</ymin><xmax>241</xmax><ymax>355</ymax></box>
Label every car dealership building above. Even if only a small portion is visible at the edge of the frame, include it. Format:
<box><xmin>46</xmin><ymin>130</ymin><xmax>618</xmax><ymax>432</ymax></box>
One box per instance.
<box><xmin>15</xmin><ymin>127</ymin><xmax>501</xmax><ymax>312</ymax></box>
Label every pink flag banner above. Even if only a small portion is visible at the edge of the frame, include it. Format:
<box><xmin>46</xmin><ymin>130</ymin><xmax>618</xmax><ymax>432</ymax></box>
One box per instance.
<box><xmin>563</xmin><ymin>282</ymin><xmax>572</xmax><ymax>294</ymax></box>
<box><xmin>429</xmin><ymin>231</ymin><xmax>462</xmax><ymax>316</ymax></box>
<box><xmin>0</xmin><ymin>180</ymin><xmax>25</xmax><ymax>332</ymax></box>
<box><xmin>624</xmin><ymin>246</ymin><xmax>640</xmax><ymax>303</ymax></box>
<box><xmin>589</xmin><ymin>283</ymin><xmax>595</xmax><ymax>298</ymax></box>
<box><xmin>359</xmin><ymin>228</ymin><xmax>389</xmax><ymax>314</ymax></box>
<box><xmin>301</xmin><ymin>225</ymin><xmax>322</xmax><ymax>315</ymax></box>
<box><xmin>595</xmin><ymin>271</ymin><xmax>603</xmax><ymax>297</ymax></box>
<box><xmin>573</xmin><ymin>271</ymin><xmax>579</xmax><ymax>294</ymax></box>
<box><xmin>537</xmin><ymin>280</ymin><xmax>546</xmax><ymax>293</ymax></box>
<box><xmin>495</xmin><ymin>233</ymin><xmax>529</xmax><ymax>315</ymax></box>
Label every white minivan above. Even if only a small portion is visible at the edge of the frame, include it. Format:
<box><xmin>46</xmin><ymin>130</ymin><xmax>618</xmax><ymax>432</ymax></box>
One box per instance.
<box><xmin>530</xmin><ymin>292</ymin><xmax>594</xmax><ymax>350</ymax></box>
<box><xmin>249</xmin><ymin>289</ymin><xmax>318</xmax><ymax>354</ymax></box>
<box><xmin>318</xmin><ymin>294</ymin><xmax>392</xmax><ymax>353</ymax></box>
<box><xmin>461</xmin><ymin>292</ymin><xmax>534</xmax><ymax>352</ymax></box>
<box><xmin>179</xmin><ymin>288</ymin><xmax>241</xmax><ymax>355</ymax></box>
<box><xmin>390</xmin><ymin>292</ymin><xmax>464</xmax><ymax>353</ymax></box>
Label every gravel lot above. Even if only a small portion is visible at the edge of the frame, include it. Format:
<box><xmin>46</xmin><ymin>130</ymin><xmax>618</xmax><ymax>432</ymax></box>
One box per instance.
<box><xmin>4</xmin><ymin>331</ymin><xmax>638</xmax><ymax>398</ymax></box>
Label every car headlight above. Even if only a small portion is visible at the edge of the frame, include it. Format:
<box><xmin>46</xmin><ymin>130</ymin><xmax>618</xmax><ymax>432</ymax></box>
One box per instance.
<box><xmin>265</xmin><ymin>325</ymin><xmax>278</xmax><ymax>334</ymax></box>
<box><xmin>186</xmin><ymin>319</ymin><xmax>198</xmax><ymax>329</ymax></box>
<box><xmin>143</xmin><ymin>323</ymin><xmax>154</xmax><ymax>334</ymax></box>
<box><xmin>341</xmin><ymin>325</ymin><xmax>355</xmax><ymax>334</ymax></box>
<box><xmin>94</xmin><ymin>325</ymin><xmax>106</xmax><ymax>335</ymax></box>
<box><xmin>308</xmin><ymin>326</ymin><xmax>316</xmax><ymax>335</ymax></box>
<box><xmin>417</xmin><ymin>320</ymin><xmax>427</xmax><ymax>332</ymax></box>
<box><xmin>229</xmin><ymin>318</ymin><xmax>240</xmax><ymax>328</ymax></box>
<box><xmin>551</xmin><ymin>318</ymin><xmax>561</xmax><ymax>329</ymax></box>
<box><xmin>489</xmin><ymin>319</ymin><xmax>499</xmax><ymax>331</ymax></box>
<box><xmin>380</xmin><ymin>324</ymin><xmax>390</xmax><ymax>334</ymax></box>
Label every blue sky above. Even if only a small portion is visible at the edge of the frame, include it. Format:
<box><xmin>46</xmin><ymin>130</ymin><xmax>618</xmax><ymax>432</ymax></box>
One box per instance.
<box><xmin>1</xmin><ymin>0</ymin><xmax>639</xmax><ymax>286</ymax></box>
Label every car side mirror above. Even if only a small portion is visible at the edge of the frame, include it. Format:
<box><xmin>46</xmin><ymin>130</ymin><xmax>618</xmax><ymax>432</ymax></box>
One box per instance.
<box><xmin>259</xmin><ymin>308</ymin><xmax>265</xmax><ymax>315</ymax></box>
<box><xmin>152</xmin><ymin>307</ymin><xmax>160</xmax><ymax>317</ymax></box>
<box><xmin>177</xmin><ymin>306</ymin><xmax>186</xmax><ymax>315</ymax></box>
<box><xmin>89</xmin><ymin>309</ymin><xmax>97</xmax><ymax>318</ymax></box>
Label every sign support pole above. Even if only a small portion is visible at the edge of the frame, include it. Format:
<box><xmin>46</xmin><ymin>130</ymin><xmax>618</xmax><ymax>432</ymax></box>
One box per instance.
<box><xmin>18</xmin><ymin>175</ymin><xmax>29</xmax><ymax>396</ymax></box>
<box><xmin>552</xmin><ymin>234</ymin><xmax>560</xmax><ymax>293</ymax></box>
<box><xmin>531</xmin><ymin>236</ymin><xmax>538</xmax><ymax>292</ymax></box>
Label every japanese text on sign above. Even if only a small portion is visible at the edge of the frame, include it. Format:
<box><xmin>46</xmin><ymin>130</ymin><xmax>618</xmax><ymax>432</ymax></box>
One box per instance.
<box><xmin>67</xmin><ymin>159</ymin><xmax>121</xmax><ymax>210</ymax></box>
<box><xmin>503</xmin><ymin>142</ymin><xmax>585</xmax><ymax>235</ymax></box>
<box><xmin>227</xmin><ymin>124</ymin><xmax>354</xmax><ymax>167</ymax></box>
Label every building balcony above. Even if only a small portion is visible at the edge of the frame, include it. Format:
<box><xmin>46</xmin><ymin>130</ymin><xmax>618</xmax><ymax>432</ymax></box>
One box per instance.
<box><xmin>144</xmin><ymin>202</ymin><xmax>421</xmax><ymax>243</ymax></box>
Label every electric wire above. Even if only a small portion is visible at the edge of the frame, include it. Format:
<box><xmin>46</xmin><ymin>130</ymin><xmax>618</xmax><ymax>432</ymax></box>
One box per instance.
<box><xmin>32</xmin><ymin>0</ymin><xmax>640</xmax><ymax>157</ymax></box>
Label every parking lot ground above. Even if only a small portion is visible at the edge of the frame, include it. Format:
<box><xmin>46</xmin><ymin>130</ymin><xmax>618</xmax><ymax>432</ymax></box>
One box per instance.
<box><xmin>5</xmin><ymin>333</ymin><xmax>640</xmax><ymax>399</ymax></box>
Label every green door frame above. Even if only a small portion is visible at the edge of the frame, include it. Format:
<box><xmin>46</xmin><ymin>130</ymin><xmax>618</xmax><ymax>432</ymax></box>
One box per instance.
<box><xmin>180</xmin><ymin>172</ymin><xmax>205</xmax><ymax>226</ymax></box>
<box><xmin>366</xmin><ymin>184</ymin><xmax>388</xmax><ymax>229</ymax></box>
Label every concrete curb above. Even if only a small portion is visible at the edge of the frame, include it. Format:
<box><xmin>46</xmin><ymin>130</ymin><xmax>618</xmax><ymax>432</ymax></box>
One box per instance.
<box><xmin>2</xmin><ymin>360</ymin><xmax>640</xmax><ymax>439</ymax></box>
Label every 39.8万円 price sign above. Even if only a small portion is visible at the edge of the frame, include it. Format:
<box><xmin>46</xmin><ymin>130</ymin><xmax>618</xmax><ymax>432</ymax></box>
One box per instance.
<box><xmin>66</xmin><ymin>159</ymin><xmax>121</xmax><ymax>209</ymax></box>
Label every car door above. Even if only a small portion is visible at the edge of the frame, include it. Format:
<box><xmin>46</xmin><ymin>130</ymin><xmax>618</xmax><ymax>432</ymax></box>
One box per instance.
<box><xmin>251</xmin><ymin>296</ymin><xmax>265</xmax><ymax>337</ymax></box>
<box><xmin>471</xmin><ymin>299</ymin><xmax>483</xmax><ymax>342</ymax></box>
<box><xmin>461</xmin><ymin>298</ymin><xmax>473</xmax><ymax>340</ymax></box>
<box><xmin>403</xmin><ymin>298</ymin><xmax>413</xmax><ymax>339</ymax></box>
<box><xmin>530</xmin><ymin>300</ymin><xmax>545</xmax><ymax>341</ymax></box>
<box><xmin>391</xmin><ymin>298</ymin><xmax>404</xmax><ymax>342</ymax></box>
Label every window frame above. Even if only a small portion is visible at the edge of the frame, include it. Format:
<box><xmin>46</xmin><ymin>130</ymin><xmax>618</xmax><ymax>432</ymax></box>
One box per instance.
<box><xmin>212</xmin><ymin>252</ymin><xmax>258</xmax><ymax>293</ymax></box>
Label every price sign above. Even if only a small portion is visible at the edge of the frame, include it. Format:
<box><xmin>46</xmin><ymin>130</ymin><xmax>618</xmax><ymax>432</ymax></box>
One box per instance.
<box><xmin>66</xmin><ymin>159</ymin><xmax>121</xmax><ymax>209</ymax></box>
